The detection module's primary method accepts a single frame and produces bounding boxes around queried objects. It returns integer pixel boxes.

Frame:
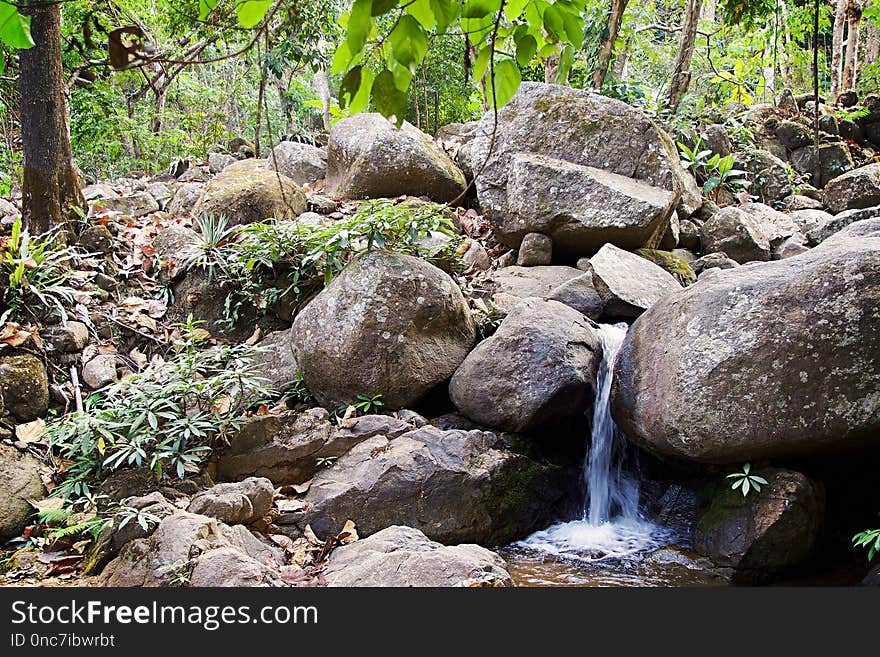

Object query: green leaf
[487,58,521,110]
[0,2,33,49]
[235,0,272,29]
[371,69,408,126]
[331,41,355,75]
[472,45,491,82]
[542,4,564,40]
[343,66,374,114]
[198,0,219,21]
[515,34,537,67]
[560,9,584,48]
[389,15,428,77]
[743,463,751,474]
[741,478,750,496]
[750,476,769,485]
[347,0,373,57]
[504,0,530,21]
[407,0,436,28]
[556,44,574,83]
[430,0,460,29]
[462,0,501,19]
[372,0,399,16]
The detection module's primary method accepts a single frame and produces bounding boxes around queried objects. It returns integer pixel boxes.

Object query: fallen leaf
[339,405,357,428]
[146,299,167,318]
[129,347,148,369]
[15,418,45,443]
[211,396,232,414]
[29,498,64,513]
[303,524,321,546]
[337,519,358,544]
[276,498,307,513]
[245,327,262,346]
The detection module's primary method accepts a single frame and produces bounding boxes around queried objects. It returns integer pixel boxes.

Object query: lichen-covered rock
[790,142,854,188]
[612,219,880,463]
[187,477,274,525]
[634,249,696,286]
[694,469,824,583]
[326,113,465,202]
[81,354,118,390]
[97,191,159,218]
[700,206,771,263]
[193,159,306,226]
[516,232,553,266]
[740,149,792,202]
[805,205,880,245]
[0,445,45,540]
[498,152,678,255]
[294,425,578,546]
[100,512,283,587]
[290,251,475,410]
[42,321,89,353]
[450,298,601,433]
[739,202,801,245]
[166,182,203,216]
[823,163,880,213]
[250,329,299,395]
[463,82,695,247]
[585,244,683,318]
[325,526,512,587]
[689,252,739,277]
[264,141,327,186]
[0,354,49,422]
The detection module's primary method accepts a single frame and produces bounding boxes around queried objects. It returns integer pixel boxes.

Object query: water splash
[517,323,665,562]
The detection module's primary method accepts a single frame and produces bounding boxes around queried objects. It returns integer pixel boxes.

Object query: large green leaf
[371,0,399,16]
[406,0,436,28]
[198,0,219,21]
[371,69,408,127]
[515,34,537,67]
[347,0,373,57]
[339,65,374,114]
[487,58,521,110]
[0,2,33,49]
[429,0,460,29]
[235,0,273,29]
[389,15,428,77]
[462,0,502,19]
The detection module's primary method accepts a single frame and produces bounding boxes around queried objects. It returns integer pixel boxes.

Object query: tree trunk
[842,1,864,92]
[612,47,629,78]
[867,14,880,65]
[591,0,630,89]
[831,0,848,99]
[313,69,332,132]
[19,0,84,234]
[666,0,703,113]
[544,52,559,84]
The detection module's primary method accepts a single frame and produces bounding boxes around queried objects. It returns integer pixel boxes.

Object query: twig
[69,365,83,413]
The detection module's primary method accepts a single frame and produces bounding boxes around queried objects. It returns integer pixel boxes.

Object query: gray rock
[805,205,880,245]
[782,194,823,211]
[700,206,771,263]
[290,251,475,410]
[326,113,465,202]
[775,120,813,149]
[187,477,274,525]
[208,152,236,174]
[462,241,491,271]
[613,219,880,463]
[296,425,577,545]
[265,141,327,186]
[78,225,115,254]
[546,274,605,319]
[43,321,89,353]
[98,191,159,217]
[193,159,306,227]
[586,244,682,319]
[740,202,801,245]
[450,298,601,432]
[689,252,740,277]
[101,512,283,587]
[790,142,854,188]
[499,152,677,256]
[0,355,49,422]
[700,124,731,156]
[251,330,299,394]
[740,149,792,202]
[516,232,553,266]
[823,163,880,213]
[678,219,701,251]
[325,526,512,587]
[82,184,119,201]
[0,445,45,540]
[145,182,173,207]
[772,233,810,259]
[788,208,833,235]
[166,183,203,216]
[777,88,799,113]
[694,469,824,583]
[81,354,118,390]
[464,83,696,242]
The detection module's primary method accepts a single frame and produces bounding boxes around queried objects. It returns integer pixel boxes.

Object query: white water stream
[517,323,666,562]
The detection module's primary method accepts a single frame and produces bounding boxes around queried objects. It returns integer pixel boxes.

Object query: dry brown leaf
[134,314,157,333]
[338,519,358,544]
[129,347,148,370]
[244,327,262,346]
[269,534,295,550]
[15,418,45,443]
[303,524,321,546]
[29,498,64,513]
[146,299,167,318]
[276,498,307,513]
[339,405,357,428]
[211,396,232,414]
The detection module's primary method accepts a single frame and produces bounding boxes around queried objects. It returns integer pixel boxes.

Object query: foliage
[45,317,270,506]
[0,218,80,323]
[35,507,110,542]
[853,528,880,561]
[353,393,385,415]
[185,200,463,325]
[678,139,748,198]
[726,463,768,497]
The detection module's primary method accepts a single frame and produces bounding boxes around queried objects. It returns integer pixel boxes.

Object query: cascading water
[516,322,666,562]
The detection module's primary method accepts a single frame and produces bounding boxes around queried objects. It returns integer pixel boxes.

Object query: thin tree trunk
[867,14,880,64]
[255,67,266,156]
[612,47,629,78]
[831,0,848,99]
[591,0,630,89]
[813,0,821,175]
[544,51,559,84]
[667,0,703,113]
[842,1,864,91]
[19,0,84,234]
[313,69,332,132]
[779,0,795,80]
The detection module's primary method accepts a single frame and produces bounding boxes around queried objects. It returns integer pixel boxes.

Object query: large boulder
[700,206,771,263]
[464,82,695,251]
[499,153,678,255]
[326,113,466,202]
[0,445,45,540]
[264,141,327,186]
[193,159,306,226]
[449,298,601,432]
[290,251,476,410]
[823,163,880,213]
[806,205,880,246]
[694,469,824,583]
[292,424,578,546]
[187,477,274,525]
[584,244,682,318]
[325,526,512,587]
[101,512,283,587]
[612,219,880,463]
[0,354,49,422]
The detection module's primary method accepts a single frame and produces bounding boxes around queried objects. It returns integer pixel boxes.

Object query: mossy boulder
[635,248,697,286]
[694,468,824,583]
[193,159,306,227]
[0,444,45,540]
[0,354,49,422]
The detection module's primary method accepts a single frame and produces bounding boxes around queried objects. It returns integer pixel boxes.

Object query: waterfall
[516,322,664,561]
